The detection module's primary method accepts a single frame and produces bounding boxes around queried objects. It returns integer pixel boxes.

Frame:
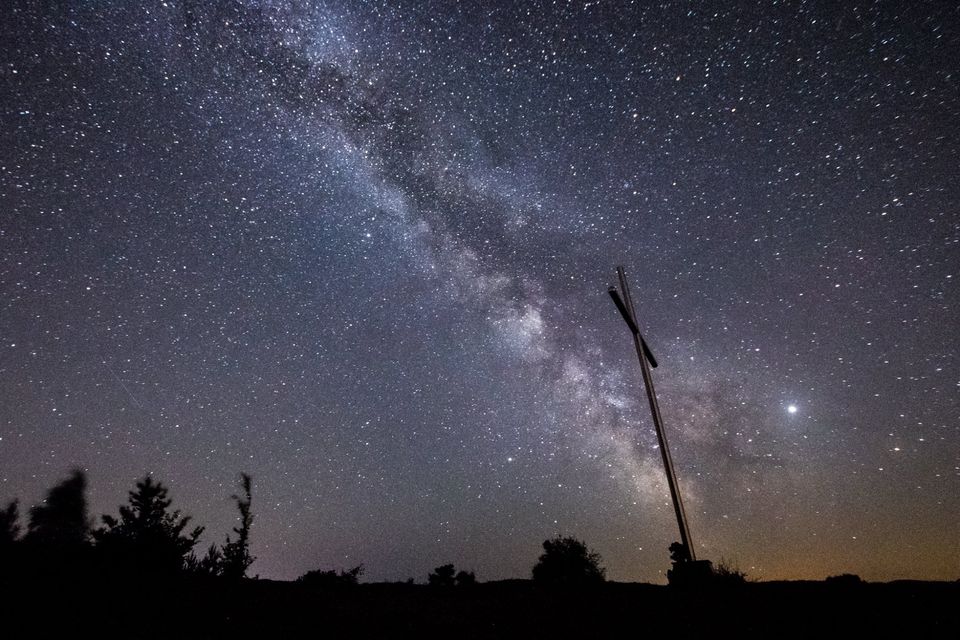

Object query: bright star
[787,405,798,414]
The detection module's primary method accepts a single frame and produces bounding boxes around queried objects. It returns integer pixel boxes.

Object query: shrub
[297,565,364,587]
[531,536,605,585]
[712,559,747,585]
[455,569,477,587]
[428,563,456,588]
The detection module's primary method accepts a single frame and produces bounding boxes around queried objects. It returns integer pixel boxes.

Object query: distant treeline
[0,469,254,583]
[3,475,953,639]
[0,468,616,587]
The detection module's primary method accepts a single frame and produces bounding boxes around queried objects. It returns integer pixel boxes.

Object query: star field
[1,1,957,583]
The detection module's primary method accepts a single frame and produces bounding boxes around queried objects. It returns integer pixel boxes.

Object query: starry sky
[1,1,957,583]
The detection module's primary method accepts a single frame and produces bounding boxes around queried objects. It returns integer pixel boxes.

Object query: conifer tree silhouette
[94,476,202,575]
[220,472,255,579]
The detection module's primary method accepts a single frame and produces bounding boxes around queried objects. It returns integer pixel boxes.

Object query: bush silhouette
[297,565,364,587]
[455,569,477,587]
[426,564,477,587]
[94,476,203,576]
[532,536,605,585]
[428,563,456,587]
[712,559,747,585]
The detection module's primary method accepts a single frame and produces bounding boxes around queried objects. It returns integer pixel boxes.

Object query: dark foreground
[3,576,958,638]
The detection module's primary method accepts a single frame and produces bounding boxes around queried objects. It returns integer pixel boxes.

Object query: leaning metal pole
[609,265,696,562]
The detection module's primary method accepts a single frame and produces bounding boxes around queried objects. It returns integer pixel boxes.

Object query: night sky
[2,1,957,584]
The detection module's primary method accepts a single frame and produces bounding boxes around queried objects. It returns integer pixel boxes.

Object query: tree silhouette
[455,569,477,587]
[186,543,225,576]
[24,469,90,549]
[428,563,456,587]
[94,476,203,576]
[0,500,19,546]
[220,472,255,579]
[531,536,605,585]
[0,499,21,575]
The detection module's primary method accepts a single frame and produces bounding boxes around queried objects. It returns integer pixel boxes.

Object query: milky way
[2,1,957,583]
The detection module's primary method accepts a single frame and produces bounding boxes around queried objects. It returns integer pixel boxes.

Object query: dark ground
[3,576,958,638]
